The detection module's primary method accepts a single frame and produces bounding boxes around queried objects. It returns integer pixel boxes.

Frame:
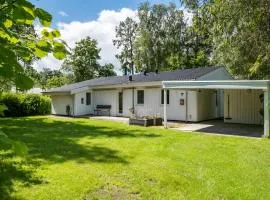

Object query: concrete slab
[172,120,263,138]
[89,116,129,123]
[77,115,263,138]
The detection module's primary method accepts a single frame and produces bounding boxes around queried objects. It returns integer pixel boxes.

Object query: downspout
[185,90,188,122]
[72,94,75,117]
[164,89,167,128]
[132,87,135,114]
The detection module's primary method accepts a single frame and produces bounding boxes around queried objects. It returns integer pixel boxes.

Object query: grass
[0,116,270,200]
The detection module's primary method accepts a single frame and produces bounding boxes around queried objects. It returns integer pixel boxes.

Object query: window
[137,90,144,104]
[161,90,170,104]
[86,92,91,105]
[81,98,84,104]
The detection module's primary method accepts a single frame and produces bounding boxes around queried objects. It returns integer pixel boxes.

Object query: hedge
[0,93,51,117]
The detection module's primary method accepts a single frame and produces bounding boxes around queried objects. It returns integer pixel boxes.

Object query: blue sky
[30,0,180,25]
[30,0,182,73]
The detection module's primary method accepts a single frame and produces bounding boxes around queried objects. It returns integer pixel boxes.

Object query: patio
[82,116,263,137]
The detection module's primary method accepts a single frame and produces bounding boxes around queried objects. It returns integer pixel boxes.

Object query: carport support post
[164,89,168,129]
[264,85,270,138]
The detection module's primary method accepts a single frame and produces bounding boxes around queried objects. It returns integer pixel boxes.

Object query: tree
[130,2,209,72]
[113,17,137,75]
[0,0,67,91]
[62,37,116,82]
[0,0,67,156]
[47,75,69,89]
[98,63,117,77]
[181,0,270,79]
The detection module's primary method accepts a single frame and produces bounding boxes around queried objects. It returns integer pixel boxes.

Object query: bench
[94,105,111,116]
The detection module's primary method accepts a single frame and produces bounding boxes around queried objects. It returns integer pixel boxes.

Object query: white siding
[74,91,93,116]
[123,89,133,116]
[224,89,263,124]
[196,90,217,121]
[51,95,73,116]
[93,90,118,116]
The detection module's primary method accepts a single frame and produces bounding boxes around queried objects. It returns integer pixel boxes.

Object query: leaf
[37,40,51,51]
[41,29,50,37]
[35,8,52,27]
[15,73,34,90]
[13,6,35,25]
[3,19,13,28]
[53,41,66,59]
[51,30,61,38]
[0,29,19,44]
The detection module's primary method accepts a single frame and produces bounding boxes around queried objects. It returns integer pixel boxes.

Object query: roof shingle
[44,66,221,93]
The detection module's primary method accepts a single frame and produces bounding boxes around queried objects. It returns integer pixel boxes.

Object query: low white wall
[51,95,73,116]
[224,89,263,124]
[74,90,93,116]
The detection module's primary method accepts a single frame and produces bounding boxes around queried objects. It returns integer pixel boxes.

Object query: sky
[29,0,182,73]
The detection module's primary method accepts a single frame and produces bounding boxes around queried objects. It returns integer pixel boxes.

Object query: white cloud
[59,11,68,17]
[33,8,191,74]
[33,8,136,73]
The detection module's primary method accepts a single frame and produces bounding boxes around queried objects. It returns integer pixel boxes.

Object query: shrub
[0,93,51,117]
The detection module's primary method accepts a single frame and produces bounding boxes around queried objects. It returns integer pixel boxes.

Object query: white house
[44,66,234,121]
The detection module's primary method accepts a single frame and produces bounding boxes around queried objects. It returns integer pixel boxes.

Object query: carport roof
[162,80,270,90]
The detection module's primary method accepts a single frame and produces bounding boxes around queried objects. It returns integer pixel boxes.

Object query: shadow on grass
[0,116,161,199]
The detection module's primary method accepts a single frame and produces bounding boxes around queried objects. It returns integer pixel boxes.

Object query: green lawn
[0,116,270,200]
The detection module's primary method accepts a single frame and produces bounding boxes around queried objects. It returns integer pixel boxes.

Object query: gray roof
[44,66,221,93]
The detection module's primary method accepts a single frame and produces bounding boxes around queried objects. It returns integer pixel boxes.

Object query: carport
[162,80,270,138]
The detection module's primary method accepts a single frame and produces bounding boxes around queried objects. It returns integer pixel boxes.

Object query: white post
[264,85,270,138]
[164,89,168,128]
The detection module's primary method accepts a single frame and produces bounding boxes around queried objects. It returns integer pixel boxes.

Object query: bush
[0,93,51,117]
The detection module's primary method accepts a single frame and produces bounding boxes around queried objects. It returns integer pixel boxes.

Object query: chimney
[129,75,132,81]
[143,70,147,76]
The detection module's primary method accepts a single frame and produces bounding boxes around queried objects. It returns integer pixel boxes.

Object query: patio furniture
[94,105,111,116]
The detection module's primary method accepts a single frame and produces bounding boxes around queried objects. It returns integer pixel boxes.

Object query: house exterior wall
[196,89,218,121]
[59,87,219,122]
[51,95,73,116]
[121,88,188,120]
[93,89,118,116]
[224,89,263,124]
[74,90,93,116]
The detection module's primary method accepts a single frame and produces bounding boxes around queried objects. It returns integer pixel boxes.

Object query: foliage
[62,36,116,82]
[113,17,137,75]
[38,67,73,89]
[114,2,212,74]
[181,0,270,79]
[0,116,270,199]
[0,0,67,90]
[0,93,51,117]
[98,63,117,77]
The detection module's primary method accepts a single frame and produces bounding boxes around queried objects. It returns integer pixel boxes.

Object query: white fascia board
[162,80,270,90]
[42,91,70,95]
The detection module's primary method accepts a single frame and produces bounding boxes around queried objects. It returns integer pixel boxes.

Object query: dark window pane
[81,98,84,104]
[86,92,91,105]
[161,90,169,104]
[137,90,144,104]
[119,92,123,113]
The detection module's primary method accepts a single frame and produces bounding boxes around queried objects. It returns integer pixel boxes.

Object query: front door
[118,92,123,114]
